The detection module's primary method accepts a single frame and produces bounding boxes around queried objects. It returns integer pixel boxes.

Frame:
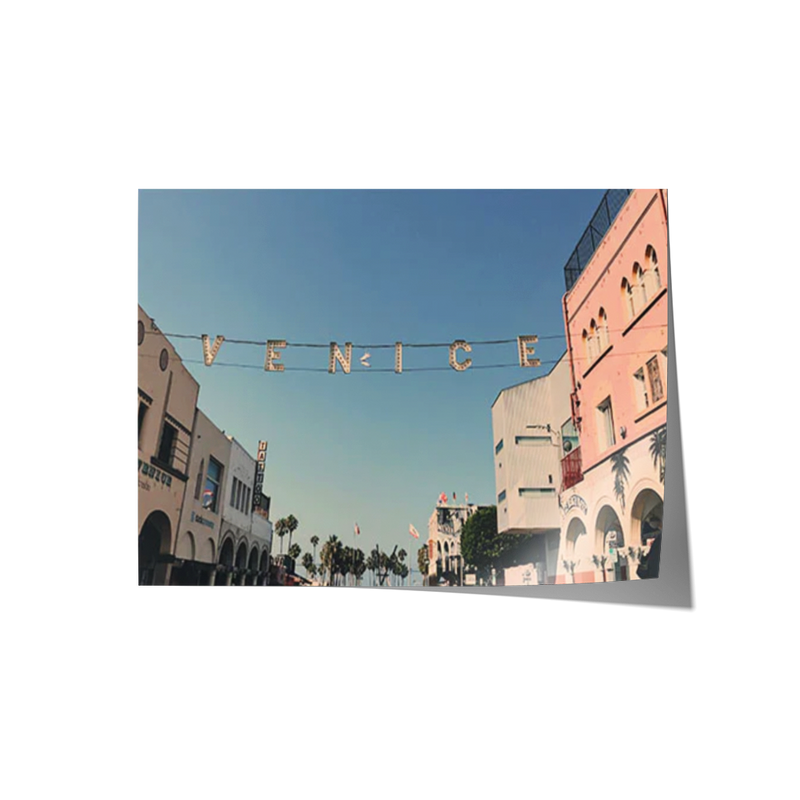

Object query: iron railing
[564,189,631,292]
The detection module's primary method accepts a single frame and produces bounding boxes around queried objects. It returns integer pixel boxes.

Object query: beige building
[172,409,231,585]
[138,306,200,585]
[426,497,478,585]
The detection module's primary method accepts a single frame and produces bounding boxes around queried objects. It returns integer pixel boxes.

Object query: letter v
[202,335,225,366]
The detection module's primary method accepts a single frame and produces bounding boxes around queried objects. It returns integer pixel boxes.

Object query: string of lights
[143,323,666,350]
[138,348,667,373]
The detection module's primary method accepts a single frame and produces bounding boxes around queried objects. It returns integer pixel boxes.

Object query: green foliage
[288,542,301,561]
[460,507,534,576]
[417,545,430,577]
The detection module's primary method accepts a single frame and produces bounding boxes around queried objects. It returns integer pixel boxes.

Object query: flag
[439,492,448,505]
[453,492,456,501]
[354,522,360,536]
[202,488,214,509]
[409,524,420,539]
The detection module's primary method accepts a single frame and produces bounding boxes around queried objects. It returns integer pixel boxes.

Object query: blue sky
[138,189,606,580]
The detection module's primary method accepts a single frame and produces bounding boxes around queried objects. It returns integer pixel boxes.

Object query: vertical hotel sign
[253,440,267,511]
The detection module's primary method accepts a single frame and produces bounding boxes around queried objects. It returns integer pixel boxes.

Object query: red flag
[409,524,420,539]
[354,523,360,536]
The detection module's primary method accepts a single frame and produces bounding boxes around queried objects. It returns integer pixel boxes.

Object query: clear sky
[138,189,607,581]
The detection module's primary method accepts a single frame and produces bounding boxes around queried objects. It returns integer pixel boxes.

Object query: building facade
[138,306,200,585]
[217,436,273,586]
[426,496,478,585]
[138,304,275,586]
[491,354,572,584]
[172,409,231,585]
[557,189,669,583]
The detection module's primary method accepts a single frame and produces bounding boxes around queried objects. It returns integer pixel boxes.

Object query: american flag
[202,489,214,508]
[409,524,420,539]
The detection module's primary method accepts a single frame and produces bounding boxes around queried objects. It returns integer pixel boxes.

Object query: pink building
[557,190,669,583]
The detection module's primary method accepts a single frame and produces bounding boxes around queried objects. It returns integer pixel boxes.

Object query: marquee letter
[265,340,287,371]
[395,342,403,374]
[517,335,540,367]
[329,342,353,374]
[449,340,472,371]
[201,334,225,366]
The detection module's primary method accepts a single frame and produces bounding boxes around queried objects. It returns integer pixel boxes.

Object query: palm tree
[288,543,301,562]
[649,426,667,483]
[301,552,315,579]
[274,518,288,555]
[610,448,631,511]
[320,535,341,586]
[310,535,320,562]
[285,514,299,553]
[591,554,608,582]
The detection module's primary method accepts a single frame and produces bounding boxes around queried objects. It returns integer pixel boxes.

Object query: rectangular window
[245,487,251,513]
[518,488,557,496]
[647,356,665,403]
[138,402,148,443]
[157,422,177,465]
[498,490,506,503]
[634,368,649,411]
[204,458,222,513]
[495,439,504,455]
[234,479,242,511]
[230,477,238,507]
[561,418,579,456]
[514,436,550,445]
[596,397,616,450]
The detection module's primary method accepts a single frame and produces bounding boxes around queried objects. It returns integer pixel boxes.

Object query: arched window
[644,244,661,296]
[589,319,598,360]
[622,278,636,319]
[582,329,591,363]
[632,263,646,311]
[598,308,609,351]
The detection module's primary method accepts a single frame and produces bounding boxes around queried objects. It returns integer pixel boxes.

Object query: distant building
[426,496,479,585]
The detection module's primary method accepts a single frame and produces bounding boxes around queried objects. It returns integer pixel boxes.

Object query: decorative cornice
[136,386,153,405]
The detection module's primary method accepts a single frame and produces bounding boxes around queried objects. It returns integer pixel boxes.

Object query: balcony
[561,447,583,490]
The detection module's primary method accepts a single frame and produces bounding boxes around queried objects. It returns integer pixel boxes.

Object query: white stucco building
[426,496,480,585]
[491,353,572,584]
[217,436,273,586]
